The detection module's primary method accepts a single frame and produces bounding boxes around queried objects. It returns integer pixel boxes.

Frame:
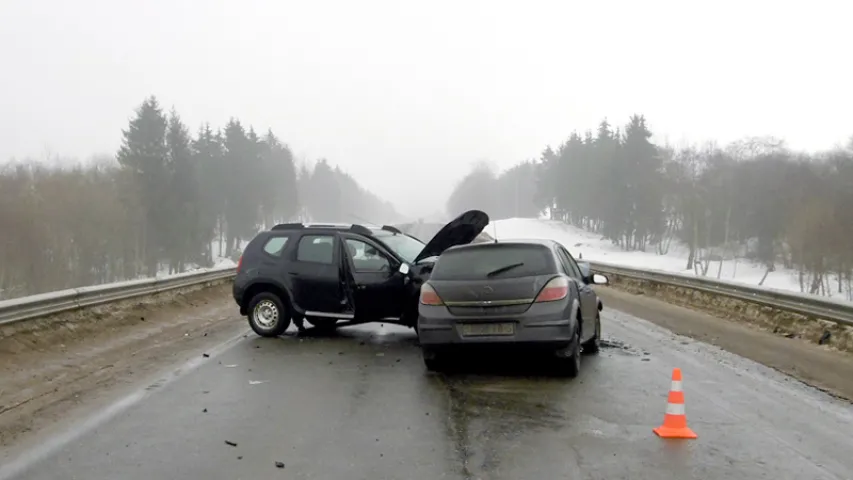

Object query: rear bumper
[417,301,576,349]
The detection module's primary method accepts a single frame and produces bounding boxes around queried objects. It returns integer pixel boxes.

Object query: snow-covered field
[490,217,852,302]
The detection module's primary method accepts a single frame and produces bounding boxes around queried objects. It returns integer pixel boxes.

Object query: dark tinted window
[262,236,289,256]
[297,235,334,264]
[430,244,556,280]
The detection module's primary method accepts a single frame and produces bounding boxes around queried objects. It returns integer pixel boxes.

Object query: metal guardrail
[0,266,237,327]
[588,260,853,327]
[2,258,852,329]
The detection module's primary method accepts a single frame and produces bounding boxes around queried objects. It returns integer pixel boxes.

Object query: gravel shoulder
[597,287,853,401]
[0,283,246,459]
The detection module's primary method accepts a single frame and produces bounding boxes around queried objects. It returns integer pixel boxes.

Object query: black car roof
[268,222,404,237]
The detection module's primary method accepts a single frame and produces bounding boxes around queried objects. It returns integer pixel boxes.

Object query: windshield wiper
[485,262,525,277]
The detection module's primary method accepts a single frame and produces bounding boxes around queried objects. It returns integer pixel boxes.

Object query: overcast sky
[1,0,850,218]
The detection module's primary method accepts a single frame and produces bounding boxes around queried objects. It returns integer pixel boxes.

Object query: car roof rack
[271,223,305,231]
[380,225,403,234]
[270,222,374,236]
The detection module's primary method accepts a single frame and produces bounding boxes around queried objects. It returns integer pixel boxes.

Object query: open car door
[340,233,408,323]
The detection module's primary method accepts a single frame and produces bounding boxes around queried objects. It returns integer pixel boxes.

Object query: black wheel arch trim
[241,279,298,315]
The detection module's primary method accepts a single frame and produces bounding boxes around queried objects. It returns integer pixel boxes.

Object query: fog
[3,0,851,217]
[2,0,853,300]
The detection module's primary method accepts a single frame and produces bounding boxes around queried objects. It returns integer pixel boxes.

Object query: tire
[582,313,601,355]
[247,292,291,337]
[423,356,446,373]
[555,328,581,378]
[306,316,338,331]
[422,349,446,372]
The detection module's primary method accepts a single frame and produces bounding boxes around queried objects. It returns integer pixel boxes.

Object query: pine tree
[261,130,299,224]
[116,96,169,275]
[165,109,197,272]
[622,114,663,250]
[192,123,225,263]
[222,119,257,254]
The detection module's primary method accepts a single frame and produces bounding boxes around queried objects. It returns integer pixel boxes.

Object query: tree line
[447,115,853,299]
[0,96,401,300]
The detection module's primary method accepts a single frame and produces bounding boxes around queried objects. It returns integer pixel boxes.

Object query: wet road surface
[4,308,853,480]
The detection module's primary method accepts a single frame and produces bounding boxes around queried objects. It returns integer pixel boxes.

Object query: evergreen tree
[222,119,257,253]
[116,96,169,275]
[192,123,225,262]
[164,109,200,272]
[261,130,299,224]
[622,114,663,250]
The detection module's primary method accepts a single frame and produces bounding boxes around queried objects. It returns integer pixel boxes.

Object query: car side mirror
[591,273,609,285]
[398,263,410,276]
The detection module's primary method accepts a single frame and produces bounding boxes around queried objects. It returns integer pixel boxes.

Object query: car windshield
[372,231,425,263]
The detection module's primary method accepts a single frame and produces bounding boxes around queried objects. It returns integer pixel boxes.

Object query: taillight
[534,276,570,302]
[236,255,243,272]
[419,283,444,306]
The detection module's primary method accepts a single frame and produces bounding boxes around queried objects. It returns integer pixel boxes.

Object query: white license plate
[459,323,515,337]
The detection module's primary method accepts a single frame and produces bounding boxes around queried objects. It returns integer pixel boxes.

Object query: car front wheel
[248,292,291,337]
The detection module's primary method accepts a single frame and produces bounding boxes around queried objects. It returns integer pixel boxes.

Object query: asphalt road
[4,306,853,479]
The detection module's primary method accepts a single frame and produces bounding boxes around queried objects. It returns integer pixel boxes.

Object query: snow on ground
[490,217,852,302]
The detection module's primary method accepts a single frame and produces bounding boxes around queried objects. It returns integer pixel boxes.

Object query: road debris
[225,440,237,447]
[275,461,285,468]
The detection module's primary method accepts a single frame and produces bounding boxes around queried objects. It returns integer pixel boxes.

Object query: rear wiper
[485,262,525,277]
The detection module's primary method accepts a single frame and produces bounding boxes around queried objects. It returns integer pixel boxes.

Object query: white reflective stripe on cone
[670,380,683,392]
[665,403,686,416]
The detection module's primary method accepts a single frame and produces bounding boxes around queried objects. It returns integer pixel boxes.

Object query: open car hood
[413,210,491,264]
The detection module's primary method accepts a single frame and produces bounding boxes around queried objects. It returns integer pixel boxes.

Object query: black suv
[232,210,490,337]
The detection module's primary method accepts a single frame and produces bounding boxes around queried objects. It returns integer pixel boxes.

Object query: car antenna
[492,222,498,243]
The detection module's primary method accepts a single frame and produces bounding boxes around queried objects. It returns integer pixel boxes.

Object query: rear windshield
[430,244,555,280]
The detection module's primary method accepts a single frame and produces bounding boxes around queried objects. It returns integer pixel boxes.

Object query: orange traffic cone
[653,368,697,439]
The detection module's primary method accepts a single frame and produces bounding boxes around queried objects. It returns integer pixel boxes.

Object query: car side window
[345,238,391,272]
[558,247,584,281]
[553,248,572,275]
[296,235,335,264]
[262,236,289,257]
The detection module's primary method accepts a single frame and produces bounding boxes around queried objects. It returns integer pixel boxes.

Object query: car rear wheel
[248,292,291,337]
[555,328,581,378]
[582,314,601,355]
[306,316,338,331]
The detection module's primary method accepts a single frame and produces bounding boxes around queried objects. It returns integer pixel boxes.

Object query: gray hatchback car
[417,239,609,376]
